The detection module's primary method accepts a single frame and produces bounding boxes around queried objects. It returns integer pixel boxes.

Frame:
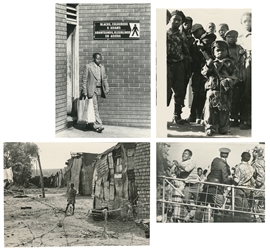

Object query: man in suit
[81,53,109,133]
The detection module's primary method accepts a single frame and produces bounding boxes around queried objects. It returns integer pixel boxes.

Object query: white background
[1,0,269,249]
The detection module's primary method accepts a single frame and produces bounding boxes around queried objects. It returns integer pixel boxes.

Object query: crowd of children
[166,10,252,135]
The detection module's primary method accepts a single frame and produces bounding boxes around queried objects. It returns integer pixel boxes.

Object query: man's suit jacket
[82,62,109,98]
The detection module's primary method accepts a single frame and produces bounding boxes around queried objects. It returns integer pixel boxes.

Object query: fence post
[231,186,235,219]
[162,176,165,223]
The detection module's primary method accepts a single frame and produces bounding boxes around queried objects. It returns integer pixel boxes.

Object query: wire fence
[157,175,265,223]
[4,188,150,247]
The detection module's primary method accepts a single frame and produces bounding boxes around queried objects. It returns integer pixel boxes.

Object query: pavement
[164,102,251,138]
[167,121,251,138]
[56,123,151,138]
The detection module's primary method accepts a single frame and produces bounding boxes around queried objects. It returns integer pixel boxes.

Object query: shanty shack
[93,142,150,220]
[64,152,98,195]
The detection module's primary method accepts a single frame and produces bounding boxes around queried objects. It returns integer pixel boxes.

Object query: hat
[170,10,185,21]
[191,23,204,33]
[211,40,229,50]
[200,32,217,42]
[224,30,238,38]
[184,16,193,23]
[219,147,231,154]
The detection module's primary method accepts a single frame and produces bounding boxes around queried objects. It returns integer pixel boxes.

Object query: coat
[207,157,231,185]
[82,62,109,98]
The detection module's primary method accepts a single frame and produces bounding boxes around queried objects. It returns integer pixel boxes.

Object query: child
[186,30,216,124]
[201,40,238,136]
[238,12,252,130]
[65,183,77,215]
[224,30,245,127]
[167,10,191,124]
[205,22,216,34]
[217,23,229,40]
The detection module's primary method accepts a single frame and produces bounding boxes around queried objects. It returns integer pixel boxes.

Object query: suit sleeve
[81,65,88,95]
[221,163,231,184]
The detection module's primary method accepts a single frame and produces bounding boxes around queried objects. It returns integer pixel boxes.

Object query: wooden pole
[37,154,45,198]
[102,209,108,239]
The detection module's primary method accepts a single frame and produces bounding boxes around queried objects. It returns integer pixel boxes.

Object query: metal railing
[157,175,265,223]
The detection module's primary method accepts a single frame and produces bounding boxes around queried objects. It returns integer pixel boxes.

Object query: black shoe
[173,115,185,125]
[95,127,104,133]
[85,123,94,130]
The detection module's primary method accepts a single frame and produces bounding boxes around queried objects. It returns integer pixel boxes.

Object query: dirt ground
[4,187,149,247]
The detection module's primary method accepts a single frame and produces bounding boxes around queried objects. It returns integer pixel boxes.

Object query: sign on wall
[94,21,140,40]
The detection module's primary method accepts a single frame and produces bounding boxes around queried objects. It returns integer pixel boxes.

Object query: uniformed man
[200,147,232,222]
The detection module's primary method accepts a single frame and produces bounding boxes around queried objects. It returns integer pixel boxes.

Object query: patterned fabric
[234,161,254,186]
[172,198,188,221]
[167,28,190,63]
[251,156,265,198]
[202,58,238,112]
[228,44,245,81]
[178,159,198,182]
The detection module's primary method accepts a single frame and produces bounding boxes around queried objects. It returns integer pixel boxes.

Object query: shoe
[196,119,201,124]
[173,115,185,125]
[95,127,104,133]
[205,129,213,136]
[85,123,94,130]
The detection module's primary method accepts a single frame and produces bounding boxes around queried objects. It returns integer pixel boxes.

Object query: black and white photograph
[4,142,150,247]
[157,142,265,223]
[1,1,270,250]
[55,3,151,138]
[156,9,252,138]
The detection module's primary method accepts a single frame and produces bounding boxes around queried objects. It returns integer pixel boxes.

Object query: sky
[34,142,117,170]
[167,142,265,170]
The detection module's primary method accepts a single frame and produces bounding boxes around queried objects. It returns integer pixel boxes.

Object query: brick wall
[55,4,67,132]
[134,143,150,219]
[78,4,151,128]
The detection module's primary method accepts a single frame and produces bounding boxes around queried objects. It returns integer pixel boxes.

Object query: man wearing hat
[232,151,255,221]
[201,40,238,136]
[200,147,232,222]
[167,10,191,124]
[224,30,245,128]
[251,145,265,222]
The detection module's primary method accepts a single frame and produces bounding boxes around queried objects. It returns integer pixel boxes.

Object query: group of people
[167,10,252,135]
[157,145,265,223]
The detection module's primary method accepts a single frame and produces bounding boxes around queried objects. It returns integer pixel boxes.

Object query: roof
[32,168,60,177]
[95,142,137,160]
